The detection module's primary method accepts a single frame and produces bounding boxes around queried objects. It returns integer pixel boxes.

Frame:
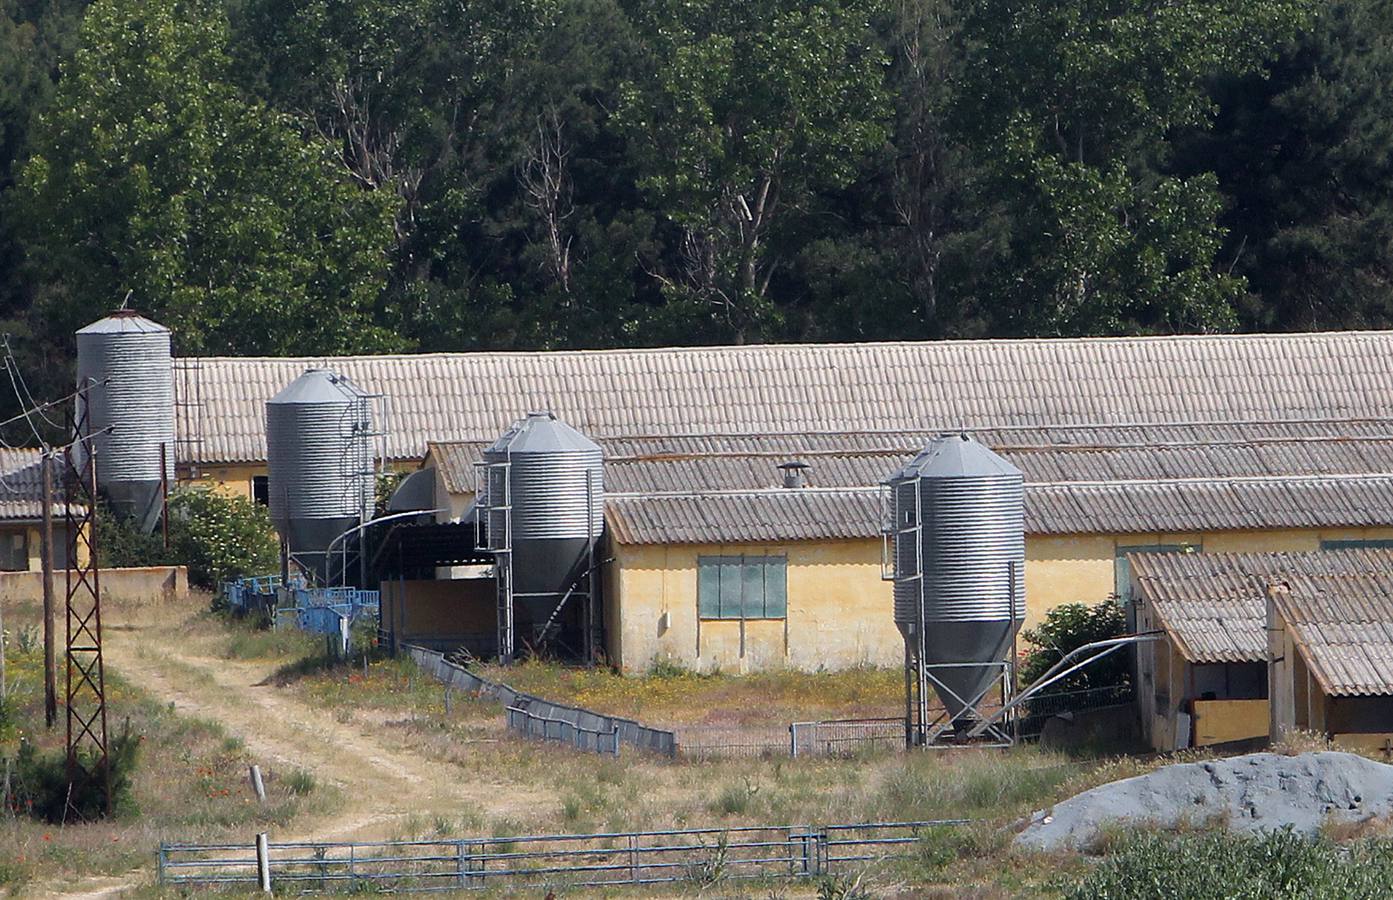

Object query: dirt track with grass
[100,596,553,845]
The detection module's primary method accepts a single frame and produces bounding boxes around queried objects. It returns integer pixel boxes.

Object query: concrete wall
[608,540,897,674]
[0,565,188,604]
[381,577,495,651]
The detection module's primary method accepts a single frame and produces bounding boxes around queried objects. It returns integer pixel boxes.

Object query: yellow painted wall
[1332,734,1393,756]
[1193,699,1269,746]
[609,525,1393,675]
[609,540,898,674]
[194,463,265,500]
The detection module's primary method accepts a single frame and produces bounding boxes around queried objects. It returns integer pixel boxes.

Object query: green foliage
[961,0,1313,335]
[0,0,1386,402]
[617,0,891,341]
[15,0,401,357]
[11,721,140,823]
[95,498,172,570]
[1020,600,1129,691]
[1179,0,1393,332]
[283,768,316,796]
[166,487,279,589]
[1065,829,1393,899]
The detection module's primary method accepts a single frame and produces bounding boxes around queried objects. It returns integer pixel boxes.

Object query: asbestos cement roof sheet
[0,448,74,520]
[181,331,1393,464]
[601,475,1393,546]
[1131,549,1393,669]
[1268,557,1393,696]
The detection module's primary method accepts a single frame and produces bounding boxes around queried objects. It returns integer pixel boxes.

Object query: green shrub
[1065,830,1393,899]
[1020,599,1129,691]
[96,486,279,589]
[11,722,141,823]
[168,487,279,589]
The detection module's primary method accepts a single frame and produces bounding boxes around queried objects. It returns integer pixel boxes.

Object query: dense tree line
[5,0,1388,416]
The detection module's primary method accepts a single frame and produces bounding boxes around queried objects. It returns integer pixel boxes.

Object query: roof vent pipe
[779,461,810,488]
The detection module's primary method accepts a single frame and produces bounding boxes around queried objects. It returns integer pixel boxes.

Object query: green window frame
[698,555,787,620]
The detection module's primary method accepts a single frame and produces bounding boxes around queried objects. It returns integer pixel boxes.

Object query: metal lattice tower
[64,383,110,817]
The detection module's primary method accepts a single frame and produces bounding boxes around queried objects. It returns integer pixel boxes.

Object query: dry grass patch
[473,658,903,727]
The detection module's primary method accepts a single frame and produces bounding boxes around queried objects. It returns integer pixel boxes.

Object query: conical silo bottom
[920,620,1020,723]
[104,480,165,535]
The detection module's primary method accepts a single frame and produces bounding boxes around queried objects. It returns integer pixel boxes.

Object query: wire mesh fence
[1016,684,1134,741]
[158,820,966,893]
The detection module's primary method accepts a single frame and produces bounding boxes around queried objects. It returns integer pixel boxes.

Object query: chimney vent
[778,461,811,488]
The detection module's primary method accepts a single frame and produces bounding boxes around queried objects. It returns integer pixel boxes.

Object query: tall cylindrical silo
[75,311,176,533]
[885,434,1025,722]
[480,412,603,657]
[266,369,373,583]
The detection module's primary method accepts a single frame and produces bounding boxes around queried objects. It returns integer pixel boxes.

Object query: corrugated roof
[1268,558,1393,697]
[606,490,880,546]
[602,475,1393,545]
[427,424,1393,539]
[0,448,72,521]
[180,331,1393,464]
[1131,549,1393,671]
[427,425,1393,495]
[1131,551,1290,664]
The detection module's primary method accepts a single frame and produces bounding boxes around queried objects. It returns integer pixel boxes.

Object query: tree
[618,0,892,342]
[1179,0,1393,332]
[960,0,1312,336]
[14,0,402,356]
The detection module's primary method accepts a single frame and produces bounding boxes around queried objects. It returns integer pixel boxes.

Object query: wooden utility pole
[41,451,56,729]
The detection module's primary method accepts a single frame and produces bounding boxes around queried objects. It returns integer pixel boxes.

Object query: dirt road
[100,598,551,842]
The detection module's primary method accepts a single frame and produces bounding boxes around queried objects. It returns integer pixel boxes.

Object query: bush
[96,486,279,589]
[1065,830,1393,899]
[168,487,279,589]
[1020,600,1129,692]
[11,722,140,823]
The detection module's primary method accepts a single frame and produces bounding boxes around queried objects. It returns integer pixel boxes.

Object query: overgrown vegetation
[1064,829,1393,899]
[99,486,279,588]
[11,722,140,823]
[474,658,903,726]
[1020,599,1130,693]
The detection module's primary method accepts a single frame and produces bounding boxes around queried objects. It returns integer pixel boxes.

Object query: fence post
[456,839,468,887]
[157,843,166,885]
[249,765,266,803]
[628,834,638,884]
[790,724,798,758]
[348,844,356,891]
[255,833,271,893]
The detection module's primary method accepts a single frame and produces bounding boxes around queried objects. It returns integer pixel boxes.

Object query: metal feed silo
[477,412,603,663]
[266,369,373,583]
[75,311,175,533]
[884,434,1025,742]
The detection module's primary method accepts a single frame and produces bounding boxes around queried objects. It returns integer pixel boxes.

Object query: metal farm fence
[1016,684,1134,740]
[158,820,965,892]
[506,705,620,756]
[791,718,905,757]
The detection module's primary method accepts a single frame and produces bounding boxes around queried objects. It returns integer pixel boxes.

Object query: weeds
[284,768,316,795]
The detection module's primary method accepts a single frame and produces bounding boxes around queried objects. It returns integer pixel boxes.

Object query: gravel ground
[1015,751,1393,852]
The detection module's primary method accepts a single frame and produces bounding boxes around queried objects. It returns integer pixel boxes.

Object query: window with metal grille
[697,555,787,620]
